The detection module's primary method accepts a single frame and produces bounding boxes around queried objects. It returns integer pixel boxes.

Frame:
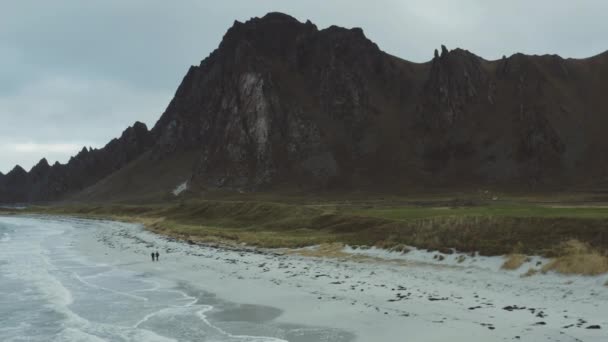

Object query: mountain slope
[0,122,153,203]
[151,13,428,190]
[148,12,608,191]
[2,12,608,203]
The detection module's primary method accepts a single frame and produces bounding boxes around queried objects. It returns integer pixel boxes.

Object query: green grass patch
[346,203,608,221]
[7,199,608,261]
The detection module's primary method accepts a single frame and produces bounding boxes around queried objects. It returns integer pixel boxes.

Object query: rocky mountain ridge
[2,12,608,203]
[0,122,153,203]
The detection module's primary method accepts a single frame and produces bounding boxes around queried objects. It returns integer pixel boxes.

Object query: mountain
[0,166,29,203]
[0,122,153,203]
[2,12,608,203]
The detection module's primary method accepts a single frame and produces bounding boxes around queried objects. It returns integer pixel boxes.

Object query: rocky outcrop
[421,47,488,127]
[151,13,419,189]
[148,13,608,192]
[0,166,29,203]
[0,122,154,203]
[2,12,608,202]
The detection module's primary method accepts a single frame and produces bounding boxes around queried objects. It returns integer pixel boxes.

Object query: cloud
[0,75,170,138]
[0,142,82,172]
[0,74,171,172]
[12,143,84,154]
[0,142,87,173]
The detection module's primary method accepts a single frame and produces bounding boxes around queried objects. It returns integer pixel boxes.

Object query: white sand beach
[73,217,608,342]
[1,215,607,342]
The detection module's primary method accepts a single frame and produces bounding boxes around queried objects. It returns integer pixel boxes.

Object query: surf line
[131,279,161,293]
[133,287,199,328]
[196,307,288,342]
[73,273,149,302]
[130,279,202,306]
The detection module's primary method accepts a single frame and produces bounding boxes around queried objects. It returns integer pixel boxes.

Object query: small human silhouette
[151,252,155,262]
[155,251,160,261]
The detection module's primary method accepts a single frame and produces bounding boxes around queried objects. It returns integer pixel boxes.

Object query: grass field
[347,204,608,220]
[5,194,607,262]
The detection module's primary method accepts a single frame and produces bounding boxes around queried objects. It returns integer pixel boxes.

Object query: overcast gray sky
[1,0,607,173]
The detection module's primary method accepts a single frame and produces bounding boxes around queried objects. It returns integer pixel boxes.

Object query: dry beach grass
[6,194,608,275]
[501,254,528,270]
[521,268,539,277]
[541,240,608,276]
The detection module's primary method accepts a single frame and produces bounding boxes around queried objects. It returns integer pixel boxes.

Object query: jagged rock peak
[434,46,483,62]
[223,12,316,43]
[233,12,314,29]
[449,48,482,59]
[218,12,377,58]
[121,121,149,138]
[220,13,317,49]
[257,12,301,23]
[29,159,51,181]
[102,122,152,150]
[7,165,26,176]
[422,45,488,127]
[131,121,148,131]
[433,45,478,60]
[30,158,50,172]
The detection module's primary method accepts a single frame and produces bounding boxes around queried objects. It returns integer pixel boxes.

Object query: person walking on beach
[155,251,160,262]
[151,252,155,262]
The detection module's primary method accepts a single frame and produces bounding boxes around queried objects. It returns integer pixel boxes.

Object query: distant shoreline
[3,196,608,276]
[68,215,608,341]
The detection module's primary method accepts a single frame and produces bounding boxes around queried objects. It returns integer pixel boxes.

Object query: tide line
[133,287,200,328]
[196,307,288,342]
[73,273,149,302]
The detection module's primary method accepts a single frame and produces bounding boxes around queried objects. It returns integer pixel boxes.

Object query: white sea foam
[1,216,293,342]
[52,328,109,342]
[196,307,288,342]
[0,232,10,242]
[73,273,149,302]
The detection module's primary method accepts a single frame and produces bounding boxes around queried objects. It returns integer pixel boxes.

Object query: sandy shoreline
[69,216,608,342]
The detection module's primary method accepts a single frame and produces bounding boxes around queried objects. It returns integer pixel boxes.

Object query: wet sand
[68,216,608,342]
[0,215,354,342]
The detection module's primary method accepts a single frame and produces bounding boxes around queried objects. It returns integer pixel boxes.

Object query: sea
[0,216,351,342]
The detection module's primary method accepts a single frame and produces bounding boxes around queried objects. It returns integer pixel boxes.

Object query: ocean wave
[0,232,10,242]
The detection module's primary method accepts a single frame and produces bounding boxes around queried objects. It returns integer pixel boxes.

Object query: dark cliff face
[150,12,608,191]
[0,166,29,203]
[2,12,608,202]
[152,13,425,189]
[0,122,154,203]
